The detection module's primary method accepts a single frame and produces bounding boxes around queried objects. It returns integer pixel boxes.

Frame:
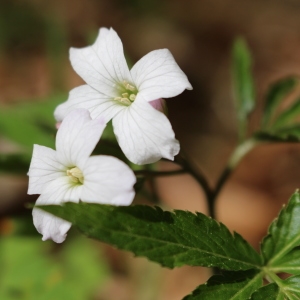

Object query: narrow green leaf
[261,191,300,267]
[0,153,30,174]
[262,77,299,129]
[183,270,263,300]
[251,276,300,300]
[0,109,54,149]
[232,38,255,139]
[232,38,256,117]
[255,126,300,143]
[269,248,300,275]
[38,203,262,270]
[272,98,300,130]
[0,94,65,150]
[274,125,300,139]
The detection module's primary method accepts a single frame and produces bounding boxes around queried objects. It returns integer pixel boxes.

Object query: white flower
[54,27,192,165]
[28,109,136,243]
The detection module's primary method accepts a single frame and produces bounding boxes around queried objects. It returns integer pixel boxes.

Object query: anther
[67,167,84,184]
[129,94,136,101]
[120,98,131,105]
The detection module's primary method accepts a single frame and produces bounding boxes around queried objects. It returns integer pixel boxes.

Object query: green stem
[263,268,284,286]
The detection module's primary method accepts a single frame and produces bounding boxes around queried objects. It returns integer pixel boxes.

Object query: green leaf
[262,77,299,129]
[251,276,300,300]
[254,126,300,143]
[268,248,300,275]
[272,98,300,130]
[281,275,300,298]
[0,153,30,174]
[0,234,109,300]
[261,191,300,267]
[0,94,65,151]
[232,38,255,138]
[183,270,263,300]
[37,203,262,270]
[250,283,280,300]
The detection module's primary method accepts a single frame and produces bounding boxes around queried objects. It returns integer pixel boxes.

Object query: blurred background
[2,0,300,299]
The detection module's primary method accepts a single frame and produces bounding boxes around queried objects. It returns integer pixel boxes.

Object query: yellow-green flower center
[67,167,84,184]
[114,81,137,106]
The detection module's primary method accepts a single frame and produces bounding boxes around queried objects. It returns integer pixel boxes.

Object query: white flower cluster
[28,27,192,243]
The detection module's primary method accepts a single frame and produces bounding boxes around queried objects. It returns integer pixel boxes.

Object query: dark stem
[209,138,259,218]
[174,138,258,219]
[134,169,186,178]
[174,152,214,214]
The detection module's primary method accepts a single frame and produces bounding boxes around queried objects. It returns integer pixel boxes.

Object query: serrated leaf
[250,283,280,300]
[261,191,300,267]
[269,248,300,275]
[281,275,300,298]
[38,203,262,270]
[251,276,300,300]
[183,270,263,300]
[262,77,299,129]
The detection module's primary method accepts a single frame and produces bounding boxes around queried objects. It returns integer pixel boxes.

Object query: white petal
[56,109,106,169]
[54,85,124,123]
[112,97,180,164]
[28,145,65,195]
[70,27,132,96]
[32,177,82,243]
[81,155,136,205]
[33,206,71,243]
[131,49,192,101]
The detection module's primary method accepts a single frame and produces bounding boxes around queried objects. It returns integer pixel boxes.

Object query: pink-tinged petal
[81,155,136,205]
[131,49,192,101]
[56,109,106,169]
[54,85,124,123]
[149,98,167,113]
[32,177,82,243]
[28,145,65,195]
[70,28,132,96]
[112,96,180,165]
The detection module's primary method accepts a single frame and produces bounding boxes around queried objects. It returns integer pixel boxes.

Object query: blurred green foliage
[0,217,109,300]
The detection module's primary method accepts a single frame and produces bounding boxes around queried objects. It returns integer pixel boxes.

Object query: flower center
[67,167,84,184]
[114,81,137,106]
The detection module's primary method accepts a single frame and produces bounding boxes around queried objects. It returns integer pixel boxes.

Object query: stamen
[120,98,131,105]
[129,94,136,101]
[115,81,137,106]
[67,167,84,184]
[123,81,135,91]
